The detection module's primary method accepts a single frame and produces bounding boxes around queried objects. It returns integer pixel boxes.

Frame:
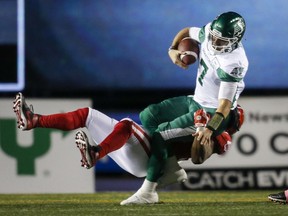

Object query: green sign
[0,120,52,175]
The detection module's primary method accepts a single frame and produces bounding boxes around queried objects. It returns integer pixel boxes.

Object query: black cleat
[268,191,287,204]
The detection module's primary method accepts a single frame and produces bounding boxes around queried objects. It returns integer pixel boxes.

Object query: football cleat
[268,191,288,204]
[75,130,99,169]
[13,92,39,130]
[120,190,159,205]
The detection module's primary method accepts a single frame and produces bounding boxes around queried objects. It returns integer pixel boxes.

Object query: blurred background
[0,0,288,193]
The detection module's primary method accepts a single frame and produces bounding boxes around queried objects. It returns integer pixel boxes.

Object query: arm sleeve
[218,81,238,102]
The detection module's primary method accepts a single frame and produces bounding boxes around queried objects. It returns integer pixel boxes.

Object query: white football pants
[85,108,150,177]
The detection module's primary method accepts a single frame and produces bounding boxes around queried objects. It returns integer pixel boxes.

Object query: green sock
[146,132,168,182]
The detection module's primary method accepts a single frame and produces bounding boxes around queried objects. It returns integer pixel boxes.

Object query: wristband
[206,112,225,132]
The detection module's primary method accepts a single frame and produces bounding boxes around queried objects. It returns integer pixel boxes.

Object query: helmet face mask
[209,31,238,54]
[208,11,246,54]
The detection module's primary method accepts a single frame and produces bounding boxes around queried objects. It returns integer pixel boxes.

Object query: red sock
[37,108,89,130]
[97,120,133,159]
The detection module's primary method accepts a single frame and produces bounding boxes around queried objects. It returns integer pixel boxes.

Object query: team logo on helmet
[233,18,245,38]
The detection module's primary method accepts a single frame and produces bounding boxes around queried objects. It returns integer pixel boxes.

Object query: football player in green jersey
[121,11,248,205]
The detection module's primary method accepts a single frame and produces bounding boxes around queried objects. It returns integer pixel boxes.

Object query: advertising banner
[0,98,94,193]
[180,97,288,190]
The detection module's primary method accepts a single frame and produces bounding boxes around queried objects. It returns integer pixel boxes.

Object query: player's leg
[120,134,192,205]
[120,146,161,205]
[121,135,183,205]
[13,92,88,131]
[142,96,200,180]
[121,97,196,205]
[139,98,227,191]
[139,96,191,135]
[140,96,198,182]
[85,110,151,177]
[76,118,134,169]
[85,108,189,185]
[12,93,149,176]
[95,118,134,159]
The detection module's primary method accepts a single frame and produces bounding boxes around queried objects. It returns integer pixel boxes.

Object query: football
[177,37,200,65]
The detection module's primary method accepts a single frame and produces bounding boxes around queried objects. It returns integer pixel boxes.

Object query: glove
[213,131,232,155]
[194,109,210,128]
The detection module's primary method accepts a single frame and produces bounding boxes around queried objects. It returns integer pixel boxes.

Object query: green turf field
[0,191,286,216]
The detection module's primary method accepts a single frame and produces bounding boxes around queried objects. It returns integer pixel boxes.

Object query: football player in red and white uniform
[13,92,241,204]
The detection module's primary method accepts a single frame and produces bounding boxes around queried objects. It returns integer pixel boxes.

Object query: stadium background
[0,0,288,193]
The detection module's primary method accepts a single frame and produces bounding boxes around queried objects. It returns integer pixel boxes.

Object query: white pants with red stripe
[85,108,151,177]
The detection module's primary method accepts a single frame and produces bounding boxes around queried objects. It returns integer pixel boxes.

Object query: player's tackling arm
[195,98,231,145]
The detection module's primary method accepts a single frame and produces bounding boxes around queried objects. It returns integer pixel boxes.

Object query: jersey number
[198,58,208,86]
